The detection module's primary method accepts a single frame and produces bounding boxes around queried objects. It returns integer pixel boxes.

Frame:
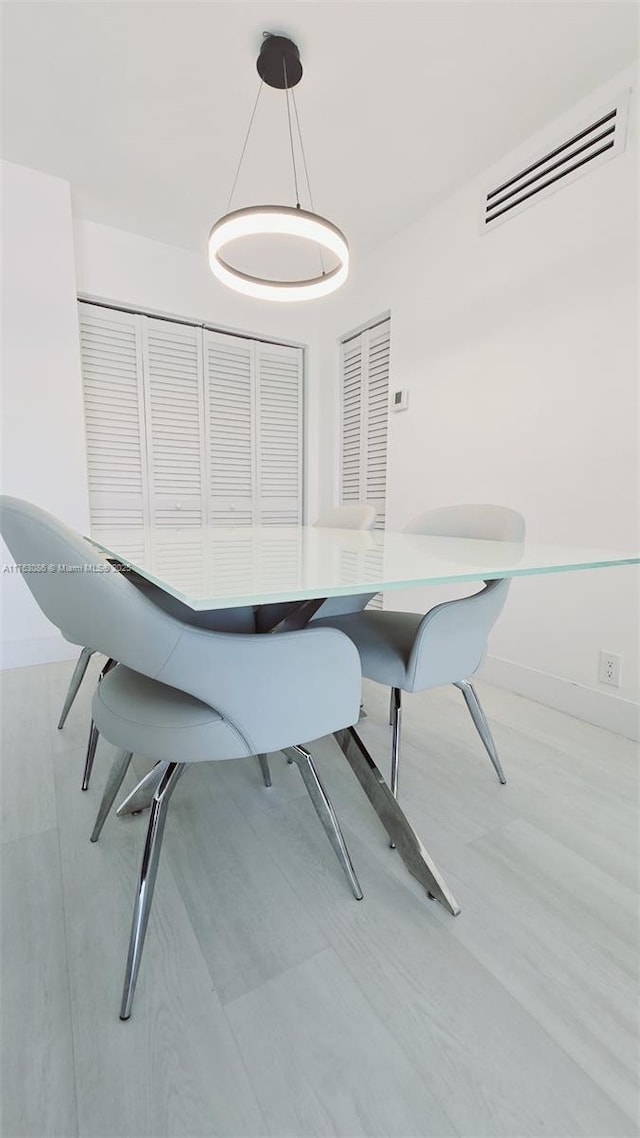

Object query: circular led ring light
[208,205,349,302]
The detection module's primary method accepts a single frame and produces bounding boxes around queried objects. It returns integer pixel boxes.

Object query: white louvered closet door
[79,304,148,560]
[340,335,364,505]
[339,318,390,607]
[143,318,206,528]
[204,330,255,527]
[340,318,390,529]
[364,320,390,531]
[81,306,305,566]
[256,341,303,525]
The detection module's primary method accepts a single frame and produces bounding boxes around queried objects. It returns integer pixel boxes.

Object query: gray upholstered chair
[1,497,363,1019]
[56,597,256,729]
[79,581,272,793]
[56,503,377,732]
[314,504,525,800]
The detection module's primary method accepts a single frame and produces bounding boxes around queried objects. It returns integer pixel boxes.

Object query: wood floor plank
[1,829,79,1138]
[461,818,638,976]
[429,868,639,1122]
[163,761,329,1005]
[1,664,57,842]
[226,784,636,1138]
[53,745,268,1138]
[225,947,458,1138]
[469,678,639,771]
[2,662,638,1138]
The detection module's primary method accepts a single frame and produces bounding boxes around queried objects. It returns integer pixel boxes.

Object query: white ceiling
[2,1,638,265]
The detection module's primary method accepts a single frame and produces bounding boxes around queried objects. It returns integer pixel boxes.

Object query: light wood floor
[1,658,638,1138]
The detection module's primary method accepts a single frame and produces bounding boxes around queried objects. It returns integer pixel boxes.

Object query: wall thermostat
[391,389,409,412]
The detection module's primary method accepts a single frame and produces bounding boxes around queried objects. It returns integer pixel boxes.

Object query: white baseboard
[2,637,637,740]
[0,635,79,670]
[479,655,639,741]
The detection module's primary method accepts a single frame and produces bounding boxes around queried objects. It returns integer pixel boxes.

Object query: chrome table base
[333,726,461,917]
[115,753,271,817]
[114,730,460,916]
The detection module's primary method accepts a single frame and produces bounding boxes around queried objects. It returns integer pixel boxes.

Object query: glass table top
[86,525,640,611]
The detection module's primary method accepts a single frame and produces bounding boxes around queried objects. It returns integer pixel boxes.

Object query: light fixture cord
[282,58,301,208]
[226,79,264,213]
[291,87,326,275]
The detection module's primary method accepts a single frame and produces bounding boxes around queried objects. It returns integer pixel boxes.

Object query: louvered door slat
[339,319,390,607]
[340,338,363,503]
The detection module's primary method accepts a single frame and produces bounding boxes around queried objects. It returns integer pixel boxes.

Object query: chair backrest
[257,503,377,629]
[309,503,377,618]
[404,503,525,543]
[0,496,188,677]
[404,503,526,690]
[315,504,376,531]
[1,497,362,752]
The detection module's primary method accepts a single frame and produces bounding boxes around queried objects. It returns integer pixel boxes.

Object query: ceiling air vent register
[482,91,629,231]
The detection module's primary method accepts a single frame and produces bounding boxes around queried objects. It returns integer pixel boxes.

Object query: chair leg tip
[119,1013,131,1022]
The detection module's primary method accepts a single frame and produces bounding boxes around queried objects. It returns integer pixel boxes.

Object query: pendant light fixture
[208,33,349,302]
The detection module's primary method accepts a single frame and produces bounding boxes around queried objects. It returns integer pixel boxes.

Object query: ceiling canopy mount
[256,33,303,90]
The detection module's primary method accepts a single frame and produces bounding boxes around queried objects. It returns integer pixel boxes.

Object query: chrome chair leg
[389,687,402,848]
[284,745,363,900]
[58,646,93,729]
[120,762,186,1020]
[81,720,100,791]
[256,753,272,787]
[81,658,117,791]
[454,679,507,785]
[390,687,402,798]
[90,750,134,842]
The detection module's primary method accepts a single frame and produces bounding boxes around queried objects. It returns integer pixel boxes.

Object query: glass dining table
[88,523,640,916]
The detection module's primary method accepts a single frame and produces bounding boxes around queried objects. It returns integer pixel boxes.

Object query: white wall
[1,161,89,667]
[318,67,639,737]
[73,219,323,524]
[0,171,325,668]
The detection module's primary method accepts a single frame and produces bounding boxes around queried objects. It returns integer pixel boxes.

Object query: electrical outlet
[598,651,622,687]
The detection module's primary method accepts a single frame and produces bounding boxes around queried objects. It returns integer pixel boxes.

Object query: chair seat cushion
[93,665,254,765]
[312,610,423,689]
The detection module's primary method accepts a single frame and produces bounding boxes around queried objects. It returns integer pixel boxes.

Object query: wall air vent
[482,91,629,231]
